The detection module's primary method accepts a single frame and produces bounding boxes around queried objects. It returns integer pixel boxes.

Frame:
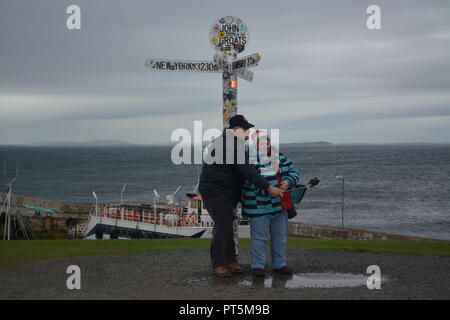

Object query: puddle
[185,276,214,284]
[185,272,388,289]
[239,273,385,289]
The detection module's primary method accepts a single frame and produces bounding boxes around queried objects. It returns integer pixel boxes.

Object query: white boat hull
[83,216,250,239]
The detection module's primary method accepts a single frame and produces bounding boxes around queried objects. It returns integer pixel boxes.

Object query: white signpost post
[145,16,261,128]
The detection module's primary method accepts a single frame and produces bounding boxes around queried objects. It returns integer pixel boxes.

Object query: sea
[1,144,449,240]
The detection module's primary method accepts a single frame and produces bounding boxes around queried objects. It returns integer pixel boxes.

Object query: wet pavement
[0,248,448,299]
[185,272,388,289]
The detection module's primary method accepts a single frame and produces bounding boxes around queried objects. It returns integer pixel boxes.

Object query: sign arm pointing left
[145,58,254,82]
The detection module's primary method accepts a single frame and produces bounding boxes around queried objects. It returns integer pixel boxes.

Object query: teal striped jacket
[242,151,300,218]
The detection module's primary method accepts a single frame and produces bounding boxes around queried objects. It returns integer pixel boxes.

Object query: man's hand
[268,185,284,197]
[280,180,290,191]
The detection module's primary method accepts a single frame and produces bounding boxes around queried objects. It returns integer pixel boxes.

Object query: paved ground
[1,248,449,300]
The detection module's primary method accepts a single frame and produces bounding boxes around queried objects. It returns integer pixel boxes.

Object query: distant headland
[26,140,136,147]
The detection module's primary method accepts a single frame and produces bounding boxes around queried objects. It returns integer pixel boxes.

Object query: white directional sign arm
[144,59,220,72]
[230,52,261,72]
[237,69,253,82]
[145,58,254,82]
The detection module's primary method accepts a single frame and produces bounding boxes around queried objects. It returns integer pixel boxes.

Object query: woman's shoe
[227,262,245,274]
[213,266,232,278]
[252,268,265,278]
[273,266,293,275]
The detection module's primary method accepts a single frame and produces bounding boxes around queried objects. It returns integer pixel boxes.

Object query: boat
[72,178,320,240]
[78,191,250,240]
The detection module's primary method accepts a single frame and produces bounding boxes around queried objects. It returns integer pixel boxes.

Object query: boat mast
[2,161,21,240]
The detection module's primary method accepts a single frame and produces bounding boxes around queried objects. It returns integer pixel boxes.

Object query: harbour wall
[288,221,448,242]
[0,192,91,215]
[0,192,90,237]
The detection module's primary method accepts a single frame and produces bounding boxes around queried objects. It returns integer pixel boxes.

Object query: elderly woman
[242,132,300,277]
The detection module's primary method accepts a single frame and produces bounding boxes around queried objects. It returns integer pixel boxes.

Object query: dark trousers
[202,195,237,268]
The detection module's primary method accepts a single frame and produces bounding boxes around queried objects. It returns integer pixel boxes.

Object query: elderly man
[199,115,284,277]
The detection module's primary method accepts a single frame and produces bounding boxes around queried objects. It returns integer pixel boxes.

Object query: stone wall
[288,221,448,242]
[0,192,91,215]
[0,192,90,235]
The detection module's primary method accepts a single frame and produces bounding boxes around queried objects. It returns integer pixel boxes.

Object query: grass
[287,238,450,256]
[0,238,449,269]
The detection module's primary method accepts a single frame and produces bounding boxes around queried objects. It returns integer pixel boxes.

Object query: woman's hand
[268,185,284,197]
[280,180,290,191]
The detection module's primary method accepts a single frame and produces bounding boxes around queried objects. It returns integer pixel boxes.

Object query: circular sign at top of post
[209,16,249,60]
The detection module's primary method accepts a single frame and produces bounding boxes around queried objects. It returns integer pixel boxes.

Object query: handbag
[285,185,308,219]
[289,185,307,204]
[276,173,297,219]
[286,207,297,219]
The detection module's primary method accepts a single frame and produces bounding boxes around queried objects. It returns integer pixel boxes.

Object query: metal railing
[90,204,248,228]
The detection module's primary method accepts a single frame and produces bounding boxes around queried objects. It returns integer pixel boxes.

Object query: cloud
[1,0,450,144]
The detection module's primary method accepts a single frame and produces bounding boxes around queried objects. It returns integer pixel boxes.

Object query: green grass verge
[0,238,449,269]
[286,238,450,256]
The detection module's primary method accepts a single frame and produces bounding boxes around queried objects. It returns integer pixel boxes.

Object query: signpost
[145,16,261,128]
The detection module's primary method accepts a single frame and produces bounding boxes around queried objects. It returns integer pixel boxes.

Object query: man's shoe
[213,266,232,278]
[227,262,245,274]
[273,266,293,275]
[252,268,265,278]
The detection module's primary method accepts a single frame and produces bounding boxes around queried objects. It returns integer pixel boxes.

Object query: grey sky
[1,0,450,144]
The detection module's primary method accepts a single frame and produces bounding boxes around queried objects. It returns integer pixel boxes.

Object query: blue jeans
[249,212,288,269]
